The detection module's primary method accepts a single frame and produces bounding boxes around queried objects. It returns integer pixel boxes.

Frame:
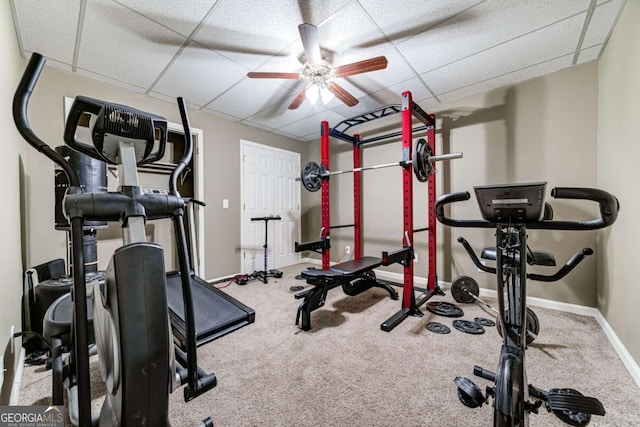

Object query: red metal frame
[401,92,416,311]
[427,120,437,292]
[353,136,362,259]
[320,121,330,270]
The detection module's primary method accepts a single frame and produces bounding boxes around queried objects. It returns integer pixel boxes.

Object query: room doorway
[240,140,300,274]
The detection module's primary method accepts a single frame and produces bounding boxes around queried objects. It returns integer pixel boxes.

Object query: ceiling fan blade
[299,23,322,65]
[247,72,301,79]
[288,88,307,109]
[327,82,358,107]
[333,56,388,78]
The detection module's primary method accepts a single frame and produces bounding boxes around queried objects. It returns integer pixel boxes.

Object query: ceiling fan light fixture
[320,84,334,104]
[305,84,320,104]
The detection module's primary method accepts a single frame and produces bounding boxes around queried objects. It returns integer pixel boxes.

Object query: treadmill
[166,271,255,349]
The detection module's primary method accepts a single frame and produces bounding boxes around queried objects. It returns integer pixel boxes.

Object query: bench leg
[375,281,399,300]
[295,285,328,331]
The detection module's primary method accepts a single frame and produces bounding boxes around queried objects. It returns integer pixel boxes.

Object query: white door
[241,141,300,274]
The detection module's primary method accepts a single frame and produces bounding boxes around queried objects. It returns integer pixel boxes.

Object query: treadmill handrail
[435,187,619,231]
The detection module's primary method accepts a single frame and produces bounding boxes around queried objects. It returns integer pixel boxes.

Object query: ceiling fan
[247,23,388,110]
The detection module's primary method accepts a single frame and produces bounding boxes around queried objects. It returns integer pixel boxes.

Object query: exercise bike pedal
[546,388,605,426]
[454,377,485,408]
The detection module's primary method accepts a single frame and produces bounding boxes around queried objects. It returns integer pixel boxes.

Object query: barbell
[297,138,463,192]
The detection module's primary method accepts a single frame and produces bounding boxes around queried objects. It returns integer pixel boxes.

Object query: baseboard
[298,258,640,387]
[10,347,25,405]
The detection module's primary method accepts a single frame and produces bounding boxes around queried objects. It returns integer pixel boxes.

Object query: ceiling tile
[76,67,148,94]
[576,44,603,64]
[358,0,481,45]
[13,0,80,64]
[438,54,573,103]
[205,78,296,120]
[278,109,347,138]
[396,0,592,75]
[152,40,248,106]
[244,101,330,131]
[422,13,585,95]
[114,0,217,37]
[582,0,625,48]
[78,0,183,88]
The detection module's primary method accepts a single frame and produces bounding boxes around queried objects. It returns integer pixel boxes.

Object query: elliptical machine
[435,182,618,426]
[14,52,215,426]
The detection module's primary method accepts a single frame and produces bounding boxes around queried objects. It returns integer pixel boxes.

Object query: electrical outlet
[414,252,419,263]
[345,246,351,254]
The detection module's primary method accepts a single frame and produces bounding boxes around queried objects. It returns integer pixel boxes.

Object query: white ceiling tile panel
[245,102,329,130]
[576,44,603,64]
[395,0,592,75]
[25,52,73,73]
[78,0,184,88]
[114,0,217,37]
[205,78,296,120]
[582,0,625,48]
[193,0,349,71]
[13,0,80,64]
[152,40,248,106]
[438,55,573,103]
[76,67,148,94]
[278,110,346,137]
[422,13,585,95]
[201,107,243,122]
[357,0,482,45]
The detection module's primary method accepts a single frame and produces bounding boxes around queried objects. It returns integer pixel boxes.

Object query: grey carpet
[18,263,640,426]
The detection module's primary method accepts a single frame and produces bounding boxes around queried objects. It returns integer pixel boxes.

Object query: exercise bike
[435,182,618,426]
[14,52,215,426]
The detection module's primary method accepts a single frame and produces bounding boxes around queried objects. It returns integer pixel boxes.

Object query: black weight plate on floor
[453,319,485,335]
[426,301,464,318]
[451,276,479,304]
[474,317,496,327]
[549,388,592,426]
[426,322,451,334]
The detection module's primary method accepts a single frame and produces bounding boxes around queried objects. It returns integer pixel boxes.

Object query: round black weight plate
[425,322,451,334]
[548,388,592,427]
[474,317,496,327]
[451,276,479,304]
[413,138,433,182]
[496,307,540,345]
[426,301,464,318]
[300,161,322,192]
[453,319,485,335]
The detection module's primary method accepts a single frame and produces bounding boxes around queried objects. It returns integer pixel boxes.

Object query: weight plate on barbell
[451,276,480,304]
[453,319,486,335]
[426,322,451,334]
[413,138,433,182]
[300,161,322,192]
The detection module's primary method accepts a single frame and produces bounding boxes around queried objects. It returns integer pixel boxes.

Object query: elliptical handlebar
[12,52,79,186]
[435,187,619,231]
[170,97,192,196]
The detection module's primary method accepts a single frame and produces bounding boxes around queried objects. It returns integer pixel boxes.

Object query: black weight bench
[295,256,398,331]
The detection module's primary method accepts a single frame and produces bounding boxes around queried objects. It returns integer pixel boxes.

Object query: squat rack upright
[319,91,443,331]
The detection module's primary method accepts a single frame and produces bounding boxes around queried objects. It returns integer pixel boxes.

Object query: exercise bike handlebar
[435,187,619,231]
[13,52,80,187]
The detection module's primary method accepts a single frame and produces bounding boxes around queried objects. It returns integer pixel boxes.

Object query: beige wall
[597,0,640,367]
[304,63,601,306]
[20,62,303,280]
[0,1,27,403]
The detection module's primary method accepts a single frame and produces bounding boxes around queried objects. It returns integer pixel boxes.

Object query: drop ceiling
[10,0,626,141]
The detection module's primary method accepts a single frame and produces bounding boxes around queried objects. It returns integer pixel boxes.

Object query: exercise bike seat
[481,247,556,267]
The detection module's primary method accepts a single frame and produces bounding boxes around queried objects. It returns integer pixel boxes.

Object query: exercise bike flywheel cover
[453,319,485,335]
[425,322,451,334]
[426,301,464,318]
